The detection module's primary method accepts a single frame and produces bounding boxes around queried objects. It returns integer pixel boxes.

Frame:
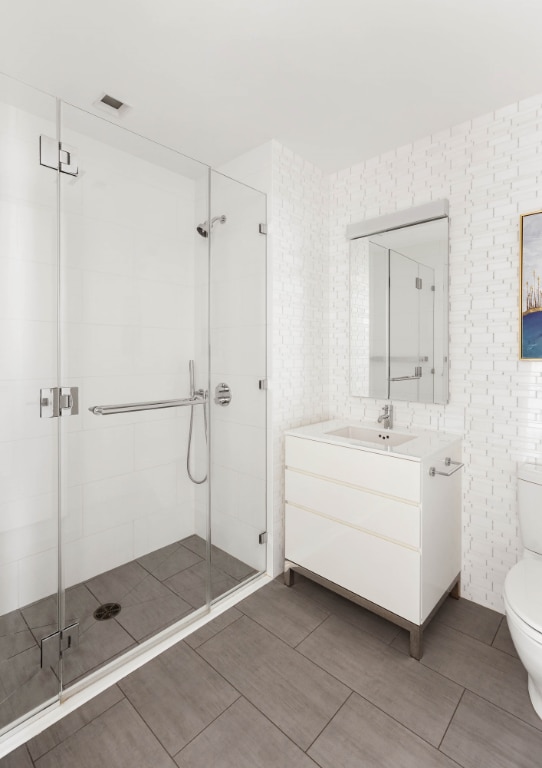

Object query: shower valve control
[214,383,232,406]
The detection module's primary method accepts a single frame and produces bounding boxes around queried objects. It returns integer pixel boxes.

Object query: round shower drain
[93,602,121,621]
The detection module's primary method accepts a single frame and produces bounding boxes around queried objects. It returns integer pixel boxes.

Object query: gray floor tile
[181,536,254,581]
[433,596,502,645]
[119,640,238,756]
[237,580,328,647]
[211,548,256,581]
[22,585,99,644]
[0,646,55,697]
[184,608,242,649]
[165,561,237,608]
[138,543,202,581]
[116,593,192,642]
[298,614,462,747]
[197,614,350,750]
[0,661,59,733]
[0,629,36,665]
[0,612,27,638]
[85,561,150,606]
[290,575,400,644]
[399,621,542,731]
[0,745,33,768]
[175,697,319,768]
[112,573,193,642]
[27,685,124,761]
[492,617,519,658]
[62,618,135,685]
[33,699,177,768]
[20,594,59,645]
[309,692,458,768]
[181,535,206,558]
[441,690,542,768]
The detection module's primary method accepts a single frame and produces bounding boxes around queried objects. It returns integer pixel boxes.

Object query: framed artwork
[520,209,542,359]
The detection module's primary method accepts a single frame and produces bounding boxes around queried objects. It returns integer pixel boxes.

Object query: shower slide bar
[89,394,207,416]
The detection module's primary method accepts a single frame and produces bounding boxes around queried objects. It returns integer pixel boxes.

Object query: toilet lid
[504,559,542,633]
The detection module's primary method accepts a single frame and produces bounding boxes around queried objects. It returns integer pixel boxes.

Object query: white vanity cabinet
[284,422,462,658]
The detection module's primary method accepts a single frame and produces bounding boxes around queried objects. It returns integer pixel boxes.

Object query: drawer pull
[429,458,463,477]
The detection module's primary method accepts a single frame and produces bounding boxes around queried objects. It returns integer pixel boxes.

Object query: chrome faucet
[377,404,393,430]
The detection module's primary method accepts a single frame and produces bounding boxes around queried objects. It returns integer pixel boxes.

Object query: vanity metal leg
[284,567,295,587]
[409,626,423,660]
[450,577,461,600]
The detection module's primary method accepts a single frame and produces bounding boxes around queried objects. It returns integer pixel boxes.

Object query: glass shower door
[0,75,61,732]
[58,104,211,687]
[208,171,267,601]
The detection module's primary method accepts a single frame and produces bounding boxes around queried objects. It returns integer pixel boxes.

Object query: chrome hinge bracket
[415,277,422,289]
[40,387,79,418]
[258,378,268,390]
[258,223,267,235]
[258,531,268,544]
[40,622,79,668]
[40,135,79,176]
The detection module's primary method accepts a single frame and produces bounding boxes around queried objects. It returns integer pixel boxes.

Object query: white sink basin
[326,426,415,448]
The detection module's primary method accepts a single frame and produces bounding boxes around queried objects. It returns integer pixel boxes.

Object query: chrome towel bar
[89,394,207,416]
[429,457,464,477]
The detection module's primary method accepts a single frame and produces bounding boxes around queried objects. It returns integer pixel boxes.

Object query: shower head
[196,214,227,238]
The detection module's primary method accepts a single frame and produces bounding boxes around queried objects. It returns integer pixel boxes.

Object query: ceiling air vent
[100,94,124,110]
[93,93,130,117]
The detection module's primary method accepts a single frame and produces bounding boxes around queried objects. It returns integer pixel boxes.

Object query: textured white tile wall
[269,142,330,574]
[329,93,542,612]
[216,141,330,575]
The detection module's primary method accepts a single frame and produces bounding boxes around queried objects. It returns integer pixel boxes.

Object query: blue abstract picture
[521,210,542,359]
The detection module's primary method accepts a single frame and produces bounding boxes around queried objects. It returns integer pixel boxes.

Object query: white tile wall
[329,93,542,612]
[227,95,542,612]
[58,118,201,592]
[0,81,204,609]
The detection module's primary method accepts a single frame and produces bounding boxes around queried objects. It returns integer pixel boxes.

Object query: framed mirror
[348,204,449,404]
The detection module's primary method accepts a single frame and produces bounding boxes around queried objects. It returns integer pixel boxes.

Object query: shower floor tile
[4,575,542,768]
[0,536,255,731]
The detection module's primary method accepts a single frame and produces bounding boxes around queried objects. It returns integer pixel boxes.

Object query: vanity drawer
[285,435,420,502]
[285,504,420,623]
[285,470,420,548]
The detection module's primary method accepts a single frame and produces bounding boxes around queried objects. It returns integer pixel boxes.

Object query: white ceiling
[1,0,542,173]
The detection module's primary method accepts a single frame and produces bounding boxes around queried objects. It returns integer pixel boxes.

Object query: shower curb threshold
[0,572,271,760]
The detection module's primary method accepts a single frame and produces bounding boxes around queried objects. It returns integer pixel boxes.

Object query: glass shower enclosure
[0,73,267,737]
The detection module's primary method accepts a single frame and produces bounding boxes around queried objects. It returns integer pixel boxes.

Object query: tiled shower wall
[329,93,542,612]
[0,81,201,611]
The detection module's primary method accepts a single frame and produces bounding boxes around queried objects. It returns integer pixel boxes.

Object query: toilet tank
[518,463,542,555]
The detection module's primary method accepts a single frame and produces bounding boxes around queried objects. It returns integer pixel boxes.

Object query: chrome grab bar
[89,394,207,416]
[429,457,464,477]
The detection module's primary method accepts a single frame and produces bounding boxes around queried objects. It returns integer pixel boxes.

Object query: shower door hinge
[415,277,422,289]
[40,135,79,176]
[258,531,268,544]
[258,378,269,390]
[40,622,79,669]
[258,223,267,235]
[40,387,79,418]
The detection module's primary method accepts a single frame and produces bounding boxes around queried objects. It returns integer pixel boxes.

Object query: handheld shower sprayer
[186,360,207,484]
[189,359,195,399]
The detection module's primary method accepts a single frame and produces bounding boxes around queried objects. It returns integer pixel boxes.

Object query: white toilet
[504,462,542,720]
